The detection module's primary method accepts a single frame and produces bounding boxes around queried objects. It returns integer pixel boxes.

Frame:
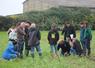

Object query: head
[51,23,56,31]
[83,21,88,28]
[80,22,84,28]
[16,22,21,28]
[58,39,64,45]
[65,21,70,27]
[24,21,31,28]
[30,23,36,28]
[20,22,26,28]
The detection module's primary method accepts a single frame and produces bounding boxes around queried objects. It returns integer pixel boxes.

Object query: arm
[72,26,76,38]
[47,31,51,42]
[57,44,61,51]
[8,46,18,54]
[88,28,92,40]
[37,30,41,40]
[56,31,59,41]
[17,28,25,35]
[61,28,64,35]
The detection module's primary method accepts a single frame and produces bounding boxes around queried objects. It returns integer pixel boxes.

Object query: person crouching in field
[70,38,83,56]
[2,26,18,61]
[57,38,71,56]
[48,24,59,58]
[28,23,42,58]
[81,21,92,56]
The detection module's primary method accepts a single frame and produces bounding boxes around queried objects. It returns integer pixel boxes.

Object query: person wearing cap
[47,24,59,58]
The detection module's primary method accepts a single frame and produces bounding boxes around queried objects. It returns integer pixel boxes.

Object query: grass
[0,31,95,68]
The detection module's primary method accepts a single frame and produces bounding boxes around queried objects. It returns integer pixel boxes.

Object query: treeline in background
[0,6,95,31]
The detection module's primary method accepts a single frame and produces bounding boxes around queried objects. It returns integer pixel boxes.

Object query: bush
[0,7,95,30]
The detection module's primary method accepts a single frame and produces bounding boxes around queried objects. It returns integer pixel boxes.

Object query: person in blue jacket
[2,40,18,60]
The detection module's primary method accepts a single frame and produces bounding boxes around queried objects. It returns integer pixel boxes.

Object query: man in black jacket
[62,22,76,40]
[48,24,59,58]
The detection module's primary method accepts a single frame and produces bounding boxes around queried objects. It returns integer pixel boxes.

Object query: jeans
[3,54,17,60]
[17,40,24,56]
[50,45,57,54]
[31,44,42,57]
[70,47,76,55]
[84,39,91,56]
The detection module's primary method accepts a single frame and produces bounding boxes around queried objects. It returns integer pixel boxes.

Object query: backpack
[28,30,38,46]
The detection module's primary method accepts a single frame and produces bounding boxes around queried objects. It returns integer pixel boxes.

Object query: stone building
[23,0,95,12]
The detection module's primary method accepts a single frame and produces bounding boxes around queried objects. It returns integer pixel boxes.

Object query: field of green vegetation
[0,31,95,68]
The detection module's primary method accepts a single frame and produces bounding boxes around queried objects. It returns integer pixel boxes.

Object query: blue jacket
[2,41,18,60]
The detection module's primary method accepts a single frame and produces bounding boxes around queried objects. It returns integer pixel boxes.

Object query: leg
[10,54,17,59]
[31,46,35,58]
[50,45,55,54]
[25,39,30,56]
[17,40,24,58]
[86,40,91,56]
[36,45,42,57]
[50,45,56,58]
[81,41,86,56]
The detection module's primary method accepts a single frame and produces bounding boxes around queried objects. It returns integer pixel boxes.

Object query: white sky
[0,0,25,16]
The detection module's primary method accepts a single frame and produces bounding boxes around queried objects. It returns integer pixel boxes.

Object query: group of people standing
[2,21,42,60]
[2,20,92,61]
[48,20,92,58]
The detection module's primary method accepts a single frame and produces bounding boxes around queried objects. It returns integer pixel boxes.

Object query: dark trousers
[17,40,24,57]
[81,39,91,56]
[25,38,31,56]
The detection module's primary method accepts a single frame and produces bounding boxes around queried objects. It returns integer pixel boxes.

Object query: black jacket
[28,28,41,46]
[48,29,59,45]
[62,26,76,40]
[73,39,83,56]
[57,40,71,55]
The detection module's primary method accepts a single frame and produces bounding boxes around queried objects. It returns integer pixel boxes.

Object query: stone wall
[23,0,95,12]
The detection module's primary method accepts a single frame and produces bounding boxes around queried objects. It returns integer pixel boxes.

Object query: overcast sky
[0,0,25,16]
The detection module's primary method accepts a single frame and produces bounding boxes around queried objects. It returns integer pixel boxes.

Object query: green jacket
[84,27,92,40]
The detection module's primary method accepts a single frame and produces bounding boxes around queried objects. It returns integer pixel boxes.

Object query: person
[28,23,42,58]
[62,21,76,40]
[16,22,26,58]
[80,22,85,56]
[2,36,18,60]
[71,38,83,56]
[48,24,59,58]
[7,26,15,35]
[83,21,92,56]
[8,26,17,41]
[24,21,31,56]
[57,38,71,56]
